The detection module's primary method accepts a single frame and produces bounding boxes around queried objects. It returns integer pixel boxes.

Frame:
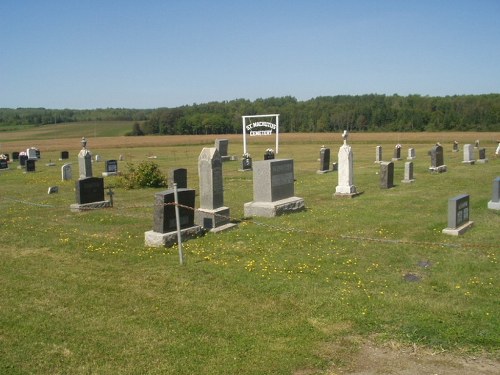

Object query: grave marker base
[244,196,305,218]
[442,221,474,236]
[429,165,447,173]
[462,160,475,165]
[144,226,204,247]
[70,200,112,212]
[401,178,415,184]
[316,169,331,174]
[476,159,489,164]
[102,171,118,177]
[487,201,500,210]
[195,206,237,232]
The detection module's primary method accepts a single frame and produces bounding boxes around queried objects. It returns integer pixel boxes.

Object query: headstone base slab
[70,200,112,212]
[144,226,204,247]
[407,157,416,160]
[462,161,475,165]
[221,156,232,162]
[487,201,500,210]
[244,197,305,218]
[316,169,331,174]
[401,179,415,184]
[429,165,447,173]
[442,221,474,236]
[207,222,238,233]
[102,172,118,177]
[195,206,231,230]
[238,168,253,172]
[391,158,402,161]
[45,163,56,167]
[477,159,489,164]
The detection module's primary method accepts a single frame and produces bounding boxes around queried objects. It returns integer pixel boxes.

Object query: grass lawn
[0,127,499,374]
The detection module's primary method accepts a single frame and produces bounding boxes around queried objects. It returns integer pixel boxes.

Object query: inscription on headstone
[462,144,475,164]
[443,194,474,235]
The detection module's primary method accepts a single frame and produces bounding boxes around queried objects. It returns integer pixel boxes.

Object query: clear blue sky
[1,0,499,109]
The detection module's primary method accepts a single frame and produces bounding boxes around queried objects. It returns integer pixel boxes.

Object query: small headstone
[240,154,253,171]
[119,154,124,161]
[331,162,338,171]
[19,154,28,167]
[317,146,331,174]
[12,152,20,161]
[403,273,421,282]
[374,146,382,163]
[477,148,488,163]
[452,141,459,152]
[95,154,101,162]
[45,160,56,167]
[60,151,69,160]
[168,168,187,189]
[25,159,36,172]
[102,159,118,176]
[401,161,415,183]
[61,164,72,181]
[214,139,231,162]
[264,149,275,160]
[379,161,394,189]
[392,144,402,161]
[487,177,500,210]
[442,194,473,235]
[335,130,359,197]
[0,159,8,170]
[407,148,416,160]
[27,147,38,160]
[474,140,479,148]
[429,144,446,173]
[47,186,59,194]
[462,144,475,164]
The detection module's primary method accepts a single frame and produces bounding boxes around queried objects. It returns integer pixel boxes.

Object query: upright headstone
[95,154,101,162]
[240,154,253,171]
[453,141,459,152]
[477,148,488,163]
[214,139,231,162]
[78,137,93,179]
[27,148,37,160]
[35,149,41,159]
[379,161,394,189]
[392,144,402,161]
[195,148,236,231]
[462,144,475,164]
[1,153,9,162]
[61,164,72,181]
[168,168,187,189]
[244,159,305,217]
[407,148,416,160]
[0,159,8,170]
[102,160,118,176]
[402,161,415,183]
[475,140,479,148]
[19,154,28,167]
[335,130,359,197]
[75,177,105,204]
[264,149,275,160]
[317,146,331,174]
[60,151,69,160]
[12,152,19,161]
[25,159,36,172]
[429,144,446,173]
[487,177,500,210]
[144,188,203,247]
[374,146,382,163]
[442,194,473,235]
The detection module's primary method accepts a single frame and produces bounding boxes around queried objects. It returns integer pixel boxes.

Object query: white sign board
[242,114,279,154]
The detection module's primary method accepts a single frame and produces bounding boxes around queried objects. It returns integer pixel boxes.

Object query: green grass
[0,137,499,374]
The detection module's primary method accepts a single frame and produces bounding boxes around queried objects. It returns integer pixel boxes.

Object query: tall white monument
[334,130,359,197]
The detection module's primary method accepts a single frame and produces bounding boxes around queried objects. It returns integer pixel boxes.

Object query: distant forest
[1,94,499,134]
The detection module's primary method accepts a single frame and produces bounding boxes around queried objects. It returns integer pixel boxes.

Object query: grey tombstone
[443,194,473,235]
[78,138,93,179]
[264,149,275,160]
[487,177,500,210]
[429,144,446,173]
[462,144,475,164]
[168,168,187,189]
[392,144,402,161]
[335,130,359,197]
[95,154,101,162]
[12,152,19,161]
[244,159,305,217]
[27,148,37,160]
[144,188,203,247]
[60,151,69,160]
[102,159,118,177]
[407,148,416,160]
[214,139,230,162]
[0,159,8,170]
[379,161,394,189]
[477,148,488,164]
[375,146,382,163]
[317,146,331,174]
[25,159,36,172]
[195,148,236,231]
[61,164,72,181]
[402,161,415,183]
[453,141,459,152]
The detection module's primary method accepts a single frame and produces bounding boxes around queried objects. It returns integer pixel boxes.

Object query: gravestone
[475,140,479,148]
[214,139,231,162]
[443,194,473,235]
[26,159,36,172]
[1,153,9,162]
[401,161,415,183]
[19,154,28,167]
[60,151,69,160]
[78,137,93,178]
[374,146,382,163]
[168,168,187,189]
[27,148,37,160]
[477,148,488,164]
[317,146,331,174]
[102,159,118,177]
[487,177,500,210]
[35,149,41,159]
[12,152,19,161]
[264,149,275,160]
[0,159,8,170]
[70,176,112,212]
[195,148,236,231]
[407,148,416,160]
[335,130,359,197]
[428,144,446,173]
[379,161,394,189]
[244,159,305,217]
[47,186,58,194]
[462,144,475,164]
[61,164,72,181]
[332,162,338,171]
[144,188,203,247]
[392,144,402,161]
[453,141,459,152]
[240,154,253,171]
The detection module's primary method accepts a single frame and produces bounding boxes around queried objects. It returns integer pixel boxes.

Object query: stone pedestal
[442,221,474,236]
[144,226,204,247]
[195,207,237,232]
[335,144,359,197]
[244,197,305,218]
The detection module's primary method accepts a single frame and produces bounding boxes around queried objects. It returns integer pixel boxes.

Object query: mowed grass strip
[0,132,499,374]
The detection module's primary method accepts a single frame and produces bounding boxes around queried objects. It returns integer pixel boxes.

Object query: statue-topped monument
[78,137,92,179]
[335,130,360,198]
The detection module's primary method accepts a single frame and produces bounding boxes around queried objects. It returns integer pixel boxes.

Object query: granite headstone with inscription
[379,161,394,189]
[168,168,187,189]
[487,177,500,210]
[442,194,473,235]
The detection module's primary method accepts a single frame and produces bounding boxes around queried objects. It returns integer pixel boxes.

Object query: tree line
[2,94,499,134]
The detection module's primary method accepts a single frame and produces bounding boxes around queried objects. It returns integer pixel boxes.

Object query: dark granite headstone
[478,148,486,160]
[380,161,394,189]
[0,159,8,169]
[75,177,105,204]
[61,151,69,160]
[169,168,187,189]
[447,194,470,229]
[19,155,28,167]
[319,147,330,172]
[26,159,36,172]
[153,189,195,233]
[12,152,20,161]
[105,160,118,173]
[241,157,252,170]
